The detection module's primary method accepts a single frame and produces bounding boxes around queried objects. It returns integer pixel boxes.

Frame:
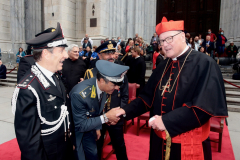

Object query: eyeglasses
[159,31,182,46]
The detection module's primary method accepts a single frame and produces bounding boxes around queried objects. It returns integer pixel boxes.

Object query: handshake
[104,107,126,125]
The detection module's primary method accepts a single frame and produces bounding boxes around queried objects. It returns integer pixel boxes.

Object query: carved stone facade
[0,0,156,55]
[0,0,239,56]
[220,0,240,46]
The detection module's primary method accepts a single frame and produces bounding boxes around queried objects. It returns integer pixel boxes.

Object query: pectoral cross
[161,80,170,96]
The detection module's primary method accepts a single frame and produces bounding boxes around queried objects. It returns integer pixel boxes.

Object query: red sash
[154,120,210,160]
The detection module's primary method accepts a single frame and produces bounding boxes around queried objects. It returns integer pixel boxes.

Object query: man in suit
[84,40,129,160]
[12,23,74,160]
[70,60,129,160]
[150,33,160,52]
[0,59,6,79]
[202,35,214,58]
[83,38,92,50]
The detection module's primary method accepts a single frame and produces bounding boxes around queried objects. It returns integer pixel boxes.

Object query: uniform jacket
[17,55,35,83]
[14,64,70,160]
[69,77,107,160]
[84,67,129,125]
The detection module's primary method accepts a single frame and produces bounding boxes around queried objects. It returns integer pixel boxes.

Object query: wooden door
[156,0,221,38]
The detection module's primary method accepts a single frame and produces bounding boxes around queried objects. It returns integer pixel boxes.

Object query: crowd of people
[9,17,232,160]
[185,28,239,59]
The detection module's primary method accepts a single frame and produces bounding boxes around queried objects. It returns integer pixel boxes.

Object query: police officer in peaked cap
[12,22,75,160]
[69,60,129,160]
[84,40,129,160]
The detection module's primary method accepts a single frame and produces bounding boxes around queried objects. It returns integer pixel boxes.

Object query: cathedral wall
[220,0,240,46]
[85,0,157,45]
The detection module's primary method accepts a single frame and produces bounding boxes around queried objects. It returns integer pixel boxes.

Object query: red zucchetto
[156,17,184,35]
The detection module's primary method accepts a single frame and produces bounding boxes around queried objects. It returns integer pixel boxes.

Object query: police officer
[70,60,129,160]
[84,40,129,160]
[17,28,55,83]
[12,23,73,160]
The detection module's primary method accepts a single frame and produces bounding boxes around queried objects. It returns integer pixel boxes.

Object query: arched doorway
[156,0,221,38]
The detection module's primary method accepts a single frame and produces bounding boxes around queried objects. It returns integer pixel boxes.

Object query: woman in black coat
[126,47,146,96]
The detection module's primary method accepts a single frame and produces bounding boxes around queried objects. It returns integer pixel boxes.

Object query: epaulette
[17,73,35,89]
[79,85,96,99]
[84,68,94,79]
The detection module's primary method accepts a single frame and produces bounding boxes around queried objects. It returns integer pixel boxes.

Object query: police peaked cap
[96,60,129,83]
[96,40,117,54]
[26,22,68,50]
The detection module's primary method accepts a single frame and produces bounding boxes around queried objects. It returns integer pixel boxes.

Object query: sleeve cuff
[100,115,105,124]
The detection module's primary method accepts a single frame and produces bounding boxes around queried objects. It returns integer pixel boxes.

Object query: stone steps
[6,74,17,78]
[227,104,240,112]
[224,84,240,92]
[224,79,240,85]
[0,68,18,87]
[226,91,240,98]
[0,81,16,87]
[0,78,17,83]
[226,97,240,106]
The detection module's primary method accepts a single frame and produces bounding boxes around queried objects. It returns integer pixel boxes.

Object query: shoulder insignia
[90,85,96,98]
[31,65,50,89]
[84,68,94,79]
[79,86,92,99]
[17,74,35,89]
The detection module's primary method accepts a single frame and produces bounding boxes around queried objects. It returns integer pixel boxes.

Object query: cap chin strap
[100,73,124,82]
[47,39,67,47]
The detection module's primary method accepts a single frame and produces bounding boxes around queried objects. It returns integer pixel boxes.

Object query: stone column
[24,0,42,41]
[0,0,11,51]
[76,0,87,45]
[10,0,26,54]
[44,0,78,45]
[219,0,240,46]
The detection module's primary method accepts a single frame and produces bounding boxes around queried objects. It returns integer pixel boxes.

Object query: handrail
[223,79,240,89]
[6,67,16,74]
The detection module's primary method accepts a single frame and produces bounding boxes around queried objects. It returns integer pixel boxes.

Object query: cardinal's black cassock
[123,47,228,160]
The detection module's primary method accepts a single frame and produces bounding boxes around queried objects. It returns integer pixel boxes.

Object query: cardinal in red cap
[115,16,228,160]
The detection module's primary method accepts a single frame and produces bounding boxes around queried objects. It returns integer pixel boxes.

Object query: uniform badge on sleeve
[79,86,91,99]
[91,85,96,98]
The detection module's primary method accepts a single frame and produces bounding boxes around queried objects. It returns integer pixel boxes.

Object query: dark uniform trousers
[14,65,74,160]
[84,67,129,160]
[97,123,128,160]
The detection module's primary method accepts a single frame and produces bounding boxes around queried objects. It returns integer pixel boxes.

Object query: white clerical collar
[35,63,56,86]
[135,55,140,59]
[172,46,189,61]
[96,79,103,101]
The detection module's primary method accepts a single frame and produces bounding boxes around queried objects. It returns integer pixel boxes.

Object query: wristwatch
[103,113,109,123]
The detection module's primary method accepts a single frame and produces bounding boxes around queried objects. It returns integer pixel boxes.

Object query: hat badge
[51,29,56,32]
[107,43,113,49]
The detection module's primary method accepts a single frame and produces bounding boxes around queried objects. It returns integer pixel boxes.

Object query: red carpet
[0,118,235,160]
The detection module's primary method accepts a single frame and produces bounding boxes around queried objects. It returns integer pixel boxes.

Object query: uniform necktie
[98,92,103,107]
[52,74,62,94]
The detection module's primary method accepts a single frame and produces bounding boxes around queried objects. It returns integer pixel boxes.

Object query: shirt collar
[35,63,55,85]
[135,55,140,59]
[96,79,103,100]
[172,46,189,61]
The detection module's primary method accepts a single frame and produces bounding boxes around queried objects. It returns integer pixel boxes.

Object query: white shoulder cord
[12,87,20,115]
[12,85,70,136]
